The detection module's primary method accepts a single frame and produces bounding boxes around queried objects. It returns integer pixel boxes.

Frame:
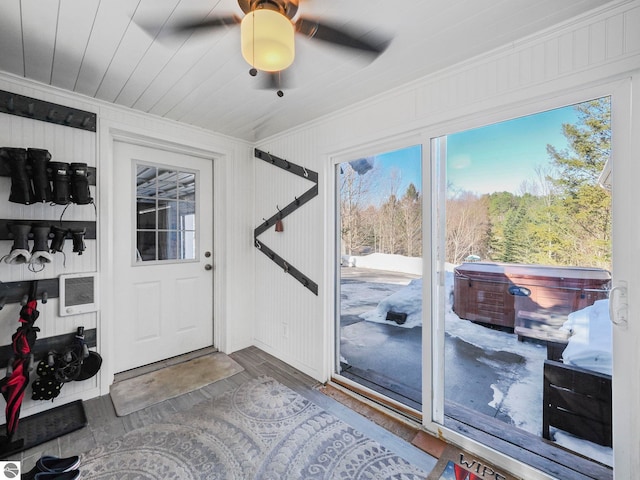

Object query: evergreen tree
[546,97,611,268]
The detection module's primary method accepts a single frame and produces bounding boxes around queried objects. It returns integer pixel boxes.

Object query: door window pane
[157,200,178,230]
[135,163,198,262]
[136,198,156,229]
[136,231,156,261]
[158,231,178,260]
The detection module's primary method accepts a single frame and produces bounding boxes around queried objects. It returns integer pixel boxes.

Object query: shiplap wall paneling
[251,142,324,377]
[0,106,99,416]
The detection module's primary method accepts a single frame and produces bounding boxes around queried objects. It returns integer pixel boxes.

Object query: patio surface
[339,266,527,422]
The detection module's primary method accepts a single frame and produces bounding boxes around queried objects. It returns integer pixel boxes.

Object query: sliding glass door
[434,97,614,471]
[335,145,423,413]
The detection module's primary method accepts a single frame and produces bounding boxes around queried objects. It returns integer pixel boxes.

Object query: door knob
[205,264,213,271]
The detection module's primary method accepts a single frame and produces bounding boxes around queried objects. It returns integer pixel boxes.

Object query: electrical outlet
[282,322,289,339]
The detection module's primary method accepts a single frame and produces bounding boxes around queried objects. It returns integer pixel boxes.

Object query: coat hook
[266,152,275,164]
[303,166,309,178]
[41,291,48,304]
[20,294,28,306]
[284,160,291,169]
[283,261,289,273]
[294,196,300,206]
[275,206,284,232]
[255,239,262,249]
[7,97,14,112]
[64,113,74,124]
[81,116,90,127]
[47,109,56,121]
[26,103,35,116]
[263,218,269,226]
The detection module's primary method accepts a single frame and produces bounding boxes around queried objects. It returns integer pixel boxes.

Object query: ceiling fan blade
[171,15,241,33]
[295,18,390,55]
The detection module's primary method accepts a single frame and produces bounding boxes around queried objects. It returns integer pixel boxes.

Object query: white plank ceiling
[0,0,616,141]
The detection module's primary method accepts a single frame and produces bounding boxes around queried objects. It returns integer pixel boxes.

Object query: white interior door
[112,141,214,373]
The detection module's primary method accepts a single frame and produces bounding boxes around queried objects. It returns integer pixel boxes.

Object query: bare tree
[446,192,489,263]
[339,162,375,254]
[377,169,402,254]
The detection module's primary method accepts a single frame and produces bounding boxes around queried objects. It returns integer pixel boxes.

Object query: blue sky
[346,102,583,203]
[375,144,422,195]
[447,105,579,195]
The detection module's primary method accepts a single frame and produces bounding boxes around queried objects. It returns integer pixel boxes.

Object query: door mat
[426,444,519,480]
[0,400,87,459]
[110,352,244,416]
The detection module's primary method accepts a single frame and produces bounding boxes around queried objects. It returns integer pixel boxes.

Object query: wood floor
[16,346,438,475]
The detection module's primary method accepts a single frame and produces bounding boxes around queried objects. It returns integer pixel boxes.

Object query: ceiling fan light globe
[241,10,295,72]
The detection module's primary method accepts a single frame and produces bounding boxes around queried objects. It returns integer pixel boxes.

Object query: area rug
[82,376,430,479]
[109,352,244,416]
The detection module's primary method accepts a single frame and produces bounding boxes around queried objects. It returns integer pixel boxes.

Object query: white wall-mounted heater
[59,272,98,316]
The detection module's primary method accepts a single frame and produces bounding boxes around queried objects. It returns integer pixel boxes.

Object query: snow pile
[360,278,423,328]
[560,299,612,375]
[342,253,422,275]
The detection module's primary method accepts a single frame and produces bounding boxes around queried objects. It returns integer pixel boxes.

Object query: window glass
[439,97,612,470]
[135,163,197,262]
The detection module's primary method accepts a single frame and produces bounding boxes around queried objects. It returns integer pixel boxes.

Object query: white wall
[252,0,640,477]
[0,73,255,415]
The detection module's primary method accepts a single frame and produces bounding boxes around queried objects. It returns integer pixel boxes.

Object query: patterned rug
[80,376,430,479]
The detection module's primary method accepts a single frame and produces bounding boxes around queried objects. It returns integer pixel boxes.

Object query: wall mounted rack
[0,278,58,308]
[0,90,96,132]
[0,328,97,369]
[254,148,318,295]
[0,220,96,240]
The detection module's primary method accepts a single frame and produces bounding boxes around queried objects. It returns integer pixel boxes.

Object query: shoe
[22,455,80,480]
[33,470,80,480]
[29,225,53,265]
[4,223,31,265]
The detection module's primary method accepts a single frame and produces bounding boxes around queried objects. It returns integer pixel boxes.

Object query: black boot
[50,226,68,253]
[30,225,53,265]
[69,162,92,205]
[4,223,31,264]
[28,148,53,203]
[49,161,70,205]
[1,147,35,204]
[71,228,86,255]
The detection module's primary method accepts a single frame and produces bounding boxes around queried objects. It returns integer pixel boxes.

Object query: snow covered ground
[342,253,613,466]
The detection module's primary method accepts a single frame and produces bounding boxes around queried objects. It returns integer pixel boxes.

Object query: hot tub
[453,262,611,340]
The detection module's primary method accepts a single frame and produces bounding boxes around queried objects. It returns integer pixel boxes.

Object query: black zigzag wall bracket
[254,148,318,295]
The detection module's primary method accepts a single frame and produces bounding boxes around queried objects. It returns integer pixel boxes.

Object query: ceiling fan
[167,0,390,94]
